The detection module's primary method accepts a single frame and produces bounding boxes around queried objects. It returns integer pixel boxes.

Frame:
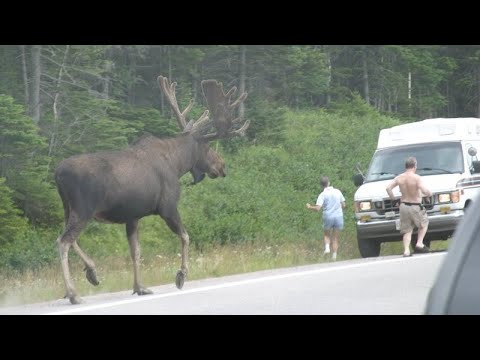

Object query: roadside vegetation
[1,45,467,306]
[0,105,448,306]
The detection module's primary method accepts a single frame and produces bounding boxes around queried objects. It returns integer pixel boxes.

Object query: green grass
[0,237,449,307]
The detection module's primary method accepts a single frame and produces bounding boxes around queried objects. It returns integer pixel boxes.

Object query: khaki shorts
[399,203,429,234]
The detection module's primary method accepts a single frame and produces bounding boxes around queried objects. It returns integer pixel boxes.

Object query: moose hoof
[68,295,84,305]
[175,270,186,289]
[133,287,153,296]
[84,267,100,286]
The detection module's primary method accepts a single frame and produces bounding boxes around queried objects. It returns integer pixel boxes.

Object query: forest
[1,45,479,271]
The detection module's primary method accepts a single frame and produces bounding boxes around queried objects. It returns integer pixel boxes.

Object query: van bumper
[356,210,464,242]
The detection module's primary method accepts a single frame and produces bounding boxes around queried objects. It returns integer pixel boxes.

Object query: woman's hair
[320,176,330,188]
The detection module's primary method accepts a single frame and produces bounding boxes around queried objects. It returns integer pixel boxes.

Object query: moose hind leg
[72,242,99,286]
[57,216,87,305]
[127,220,153,296]
[162,212,189,290]
[175,231,189,289]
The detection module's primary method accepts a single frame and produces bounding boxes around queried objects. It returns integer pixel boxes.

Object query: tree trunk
[325,49,331,106]
[103,62,111,100]
[19,45,30,111]
[49,45,70,157]
[166,45,173,118]
[394,91,398,113]
[378,53,384,111]
[168,45,172,81]
[159,47,166,115]
[192,64,198,103]
[362,47,370,105]
[445,81,450,117]
[127,46,137,105]
[103,47,113,100]
[408,71,412,116]
[408,71,412,100]
[238,45,246,118]
[477,65,480,118]
[31,45,42,123]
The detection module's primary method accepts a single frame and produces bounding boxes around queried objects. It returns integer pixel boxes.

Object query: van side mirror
[472,161,480,174]
[353,173,364,187]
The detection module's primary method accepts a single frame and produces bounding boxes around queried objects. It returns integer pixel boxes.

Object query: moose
[54,75,249,304]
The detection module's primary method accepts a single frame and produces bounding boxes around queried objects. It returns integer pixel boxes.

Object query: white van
[353,117,480,258]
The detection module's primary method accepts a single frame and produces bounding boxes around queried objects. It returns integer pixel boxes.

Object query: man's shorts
[399,203,429,234]
[323,216,344,230]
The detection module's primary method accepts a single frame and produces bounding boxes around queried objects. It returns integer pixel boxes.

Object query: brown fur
[56,76,247,305]
[55,133,225,304]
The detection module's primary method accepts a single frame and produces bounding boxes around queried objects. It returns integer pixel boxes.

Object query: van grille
[373,196,434,215]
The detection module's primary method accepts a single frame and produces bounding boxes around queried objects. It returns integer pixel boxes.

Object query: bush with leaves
[244,98,287,146]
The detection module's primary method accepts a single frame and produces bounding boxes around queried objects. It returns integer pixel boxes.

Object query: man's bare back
[387,171,431,203]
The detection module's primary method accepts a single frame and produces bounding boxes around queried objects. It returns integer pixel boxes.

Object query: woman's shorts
[323,216,344,230]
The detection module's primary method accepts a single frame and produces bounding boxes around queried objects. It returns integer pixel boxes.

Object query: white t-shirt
[316,186,345,218]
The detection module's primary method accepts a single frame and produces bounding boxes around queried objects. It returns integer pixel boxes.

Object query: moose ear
[190,167,206,185]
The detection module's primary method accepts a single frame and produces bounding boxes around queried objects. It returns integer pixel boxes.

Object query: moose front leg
[56,216,87,305]
[162,211,189,289]
[126,220,153,296]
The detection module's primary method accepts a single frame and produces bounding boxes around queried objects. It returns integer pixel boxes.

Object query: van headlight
[438,193,451,203]
[437,190,460,203]
[356,201,372,211]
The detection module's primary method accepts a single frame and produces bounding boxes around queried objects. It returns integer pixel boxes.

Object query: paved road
[0,252,445,315]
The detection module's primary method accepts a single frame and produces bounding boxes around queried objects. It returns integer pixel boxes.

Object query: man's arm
[386,178,398,200]
[418,177,432,197]
[341,201,346,209]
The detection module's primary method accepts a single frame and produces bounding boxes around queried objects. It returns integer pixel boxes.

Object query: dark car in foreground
[424,195,480,314]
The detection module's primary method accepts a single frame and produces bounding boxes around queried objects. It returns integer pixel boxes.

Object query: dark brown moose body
[55,76,249,304]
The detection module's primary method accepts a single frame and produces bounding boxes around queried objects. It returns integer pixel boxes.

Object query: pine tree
[0,178,28,245]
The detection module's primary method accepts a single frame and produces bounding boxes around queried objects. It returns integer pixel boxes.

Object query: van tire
[358,237,381,258]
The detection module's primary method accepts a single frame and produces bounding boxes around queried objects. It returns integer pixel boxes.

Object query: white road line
[45,253,444,315]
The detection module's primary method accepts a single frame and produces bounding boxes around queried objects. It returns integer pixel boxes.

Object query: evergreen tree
[0,94,61,225]
[0,177,28,245]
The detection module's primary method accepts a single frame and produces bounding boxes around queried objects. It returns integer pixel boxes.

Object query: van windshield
[365,142,464,183]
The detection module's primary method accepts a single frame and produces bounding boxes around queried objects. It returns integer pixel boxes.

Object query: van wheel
[358,237,381,258]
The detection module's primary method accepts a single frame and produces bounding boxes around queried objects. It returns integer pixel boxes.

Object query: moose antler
[157,75,209,131]
[157,75,249,140]
[196,79,249,140]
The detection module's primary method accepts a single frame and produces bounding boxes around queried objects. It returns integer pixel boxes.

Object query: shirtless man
[386,157,433,257]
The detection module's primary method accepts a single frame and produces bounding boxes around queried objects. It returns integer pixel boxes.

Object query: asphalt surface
[0,252,446,315]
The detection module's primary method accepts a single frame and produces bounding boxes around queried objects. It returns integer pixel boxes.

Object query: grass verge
[0,238,449,307]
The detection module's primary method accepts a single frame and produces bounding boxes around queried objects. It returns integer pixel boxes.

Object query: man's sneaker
[414,245,430,254]
[332,252,337,261]
[324,249,331,255]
